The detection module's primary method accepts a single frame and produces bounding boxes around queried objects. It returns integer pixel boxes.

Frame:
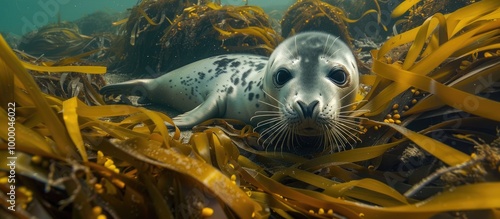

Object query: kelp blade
[2,0,500,218]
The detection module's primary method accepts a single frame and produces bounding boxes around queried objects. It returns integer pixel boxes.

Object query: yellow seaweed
[0,110,54,155]
[391,0,422,18]
[22,61,106,74]
[137,6,159,26]
[373,56,500,121]
[360,0,500,118]
[63,97,89,161]
[112,18,128,26]
[1,0,500,218]
[0,35,77,158]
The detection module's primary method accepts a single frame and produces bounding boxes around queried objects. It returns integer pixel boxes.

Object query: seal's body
[101,32,360,153]
[101,54,269,127]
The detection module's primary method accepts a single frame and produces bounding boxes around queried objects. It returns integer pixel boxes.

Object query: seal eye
[327,68,347,86]
[274,69,292,86]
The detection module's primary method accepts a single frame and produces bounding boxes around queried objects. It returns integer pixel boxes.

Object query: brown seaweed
[158,2,281,74]
[281,0,382,74]
[1,0,500,218]
[18,22,112,62]
[112,1,280,76]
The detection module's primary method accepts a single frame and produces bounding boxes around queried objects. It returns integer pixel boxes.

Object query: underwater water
[1,0,135,35]
[1,0,294,36]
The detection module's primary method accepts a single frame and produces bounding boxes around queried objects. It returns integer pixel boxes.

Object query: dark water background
[1,0,294,36]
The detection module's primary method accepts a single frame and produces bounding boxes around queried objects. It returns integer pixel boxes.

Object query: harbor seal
[100,31,360,153]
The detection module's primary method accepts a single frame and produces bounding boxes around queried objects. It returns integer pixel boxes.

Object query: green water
[1,0,294,36]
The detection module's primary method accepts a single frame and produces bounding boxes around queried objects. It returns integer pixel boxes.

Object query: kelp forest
[1,0,500,218]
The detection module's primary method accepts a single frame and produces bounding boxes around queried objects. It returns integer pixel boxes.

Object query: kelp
[18,22,112,61]
[361,0,500,120]
[391,0,478,32]
[281,0,383,46]
[13,49,106,106]
[282,0,352,47]
[1,33,266,217]
[158,2,281,73]
[111,0,187,74]
[113,0,280,75]
[1,0,500,218]
[354,0,500,203]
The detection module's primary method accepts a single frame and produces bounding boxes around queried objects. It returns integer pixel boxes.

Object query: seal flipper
[100,79,153,103]
[167,94,226,129]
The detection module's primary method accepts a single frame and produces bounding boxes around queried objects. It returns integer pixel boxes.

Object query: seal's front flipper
[167,94,225,129]
[100,79,153,104]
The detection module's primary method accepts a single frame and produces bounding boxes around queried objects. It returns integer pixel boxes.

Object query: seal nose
[297,100,319,118]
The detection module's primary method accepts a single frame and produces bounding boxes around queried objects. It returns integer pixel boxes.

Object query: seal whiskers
[325,102,369,151]
[252,90,295,152]
[261,120,289,152]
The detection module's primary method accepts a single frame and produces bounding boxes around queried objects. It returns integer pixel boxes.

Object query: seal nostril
[297,100,319,118]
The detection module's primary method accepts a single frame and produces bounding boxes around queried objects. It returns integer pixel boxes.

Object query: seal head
[257,31,360,152]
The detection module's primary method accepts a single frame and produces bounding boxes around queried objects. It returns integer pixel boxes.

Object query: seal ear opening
[99,79,152,104]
